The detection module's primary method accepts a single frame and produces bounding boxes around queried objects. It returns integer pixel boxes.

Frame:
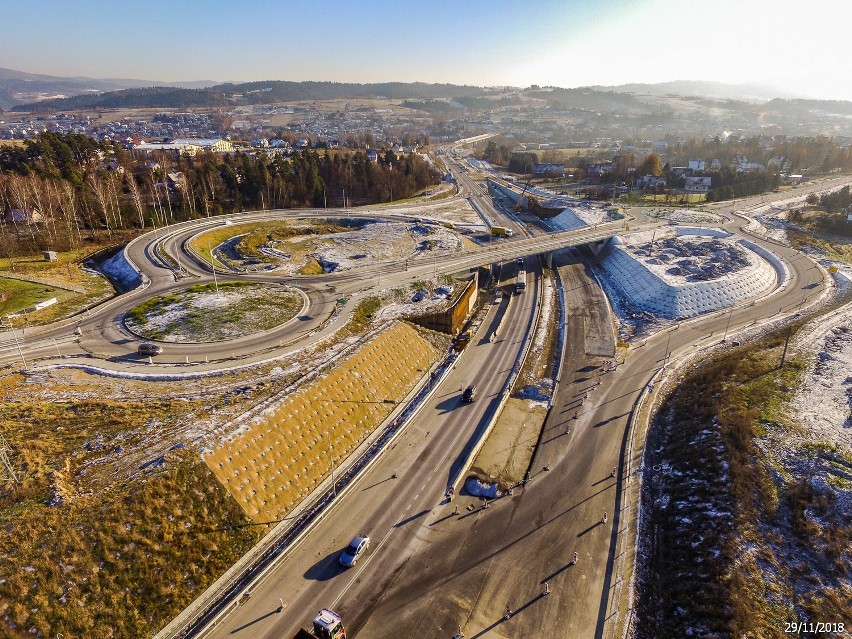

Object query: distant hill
[0,66,217,110]
[6,69,850,118]
[12,80,488,111]
[12,86,231,111]
[589,80,798,102]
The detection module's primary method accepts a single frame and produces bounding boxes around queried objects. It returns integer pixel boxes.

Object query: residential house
[166,172,186,190]
[688,160,705,172]
[768,156,791,173]
[172,138,234,153]
[533,163,565,177]
[4,208,44,223]
[637,175,667,190]
[135,141,201,156]
[366,149,379,163]
[586,161,614,184]
[685,176,712,192]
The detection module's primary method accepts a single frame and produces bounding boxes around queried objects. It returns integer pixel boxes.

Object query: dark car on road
[462,385,477,402]
[138,342,163,356]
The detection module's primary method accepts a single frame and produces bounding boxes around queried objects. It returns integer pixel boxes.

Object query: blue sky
[3,0,850,100]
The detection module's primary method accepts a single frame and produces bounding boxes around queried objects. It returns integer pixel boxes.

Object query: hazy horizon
[3,0,850,101]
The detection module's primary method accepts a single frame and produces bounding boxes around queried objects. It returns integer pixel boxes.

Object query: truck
[453,330,471,351]
[491,226,514,237]
[291,609,346,639]
[516,270,527,293]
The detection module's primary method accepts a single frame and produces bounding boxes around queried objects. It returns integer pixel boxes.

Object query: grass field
[0,277,70,317]
[637,329,851,638]
[788,229,852,262]
[0,247,115,323]
[0,397,260,638]
[188,220,352,271]
[0,295,439,637]
[124,281,303,341]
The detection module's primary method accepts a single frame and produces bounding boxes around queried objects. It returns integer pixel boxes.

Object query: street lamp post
[722,308,733,342]
[5,315,27,369]
[327,428,336,498]
[208,241,221,298]
[664,328,674,367]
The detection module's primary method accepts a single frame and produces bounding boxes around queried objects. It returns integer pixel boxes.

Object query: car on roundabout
[138,342,164,356]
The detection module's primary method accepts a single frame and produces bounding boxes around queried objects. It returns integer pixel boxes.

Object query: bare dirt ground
[468,250,616,491]
[469,398,546,488]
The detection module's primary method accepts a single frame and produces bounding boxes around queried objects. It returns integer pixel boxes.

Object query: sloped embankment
[636,330,851,638]
[204,321,441,523]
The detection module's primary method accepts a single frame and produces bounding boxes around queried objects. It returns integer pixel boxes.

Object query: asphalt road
[0,208,655,371]
[200,258,540,639]
[1,156,845,638]
[197,192,829,638]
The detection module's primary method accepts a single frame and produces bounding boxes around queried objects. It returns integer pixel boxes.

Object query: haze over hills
[0,67,831,113]
[592,80,801,103]
[0,66,217,110]
[5,66,852,139]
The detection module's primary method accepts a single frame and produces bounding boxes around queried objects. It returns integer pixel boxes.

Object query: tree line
[788,186,852,236]
[480,134,852,203]
[0,132,441,257]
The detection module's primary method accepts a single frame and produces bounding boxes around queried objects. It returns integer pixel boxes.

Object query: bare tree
[149,174,165,228]
[88,174,113,237]
[126,175,146,229]
[107,173,124,229]
[54,180,81,248]
[7,175,37,243]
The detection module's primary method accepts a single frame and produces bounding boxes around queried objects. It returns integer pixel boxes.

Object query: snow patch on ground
[233,208,485,275]
[790,310,852,451]
[100,250,143,291]
[307,222,450,271]
[373,279,462,323]
[646,207,726,225]
[544,205,613,231]
[464,477,502,499]
[515,384,551,406]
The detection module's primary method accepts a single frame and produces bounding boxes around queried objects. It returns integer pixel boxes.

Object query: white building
[172,138,234,153]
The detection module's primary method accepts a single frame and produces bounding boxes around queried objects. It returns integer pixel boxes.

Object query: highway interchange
[2,153,851,639]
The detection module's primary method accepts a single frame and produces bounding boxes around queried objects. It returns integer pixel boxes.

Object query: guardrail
[446,263,545,493]
[603,251,836,639]
[154,332,461,639]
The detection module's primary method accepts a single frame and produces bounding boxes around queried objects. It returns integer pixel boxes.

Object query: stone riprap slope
[601,229,777,319]
[204,321,440,522]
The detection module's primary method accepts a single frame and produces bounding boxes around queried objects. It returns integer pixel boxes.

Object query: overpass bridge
[329,218,662,286]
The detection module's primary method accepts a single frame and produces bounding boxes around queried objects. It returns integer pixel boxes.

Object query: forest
[0,132,442,256]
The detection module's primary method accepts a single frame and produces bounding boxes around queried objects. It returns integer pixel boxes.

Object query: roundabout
[123,281,307,343]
